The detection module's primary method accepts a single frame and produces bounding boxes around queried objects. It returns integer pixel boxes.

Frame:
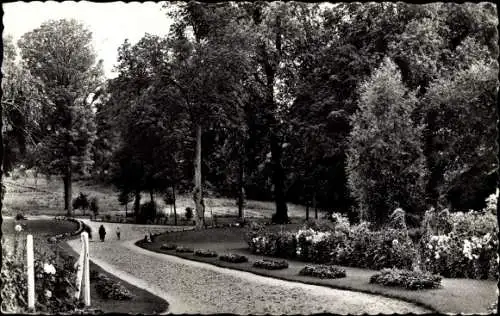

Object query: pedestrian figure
[99,225,106,242]
[116,226,121,240]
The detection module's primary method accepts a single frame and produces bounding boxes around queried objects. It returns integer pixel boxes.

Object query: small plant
[299,264,347,279]
[72,193,90,214]
[160,244,177,250]
[175,246,194,253]
[253,259,289,270]
[369,268,442,290]
[194,249,218,258]
[185,207,193,221]
[219,254,248,263]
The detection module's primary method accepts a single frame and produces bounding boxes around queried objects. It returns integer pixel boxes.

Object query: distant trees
[17,19,103,216]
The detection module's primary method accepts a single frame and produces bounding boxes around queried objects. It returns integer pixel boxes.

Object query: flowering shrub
[95,274,133,300]
[253,259,289,270]
[370,268,442,290]
[299,264,346,279]
[219,254,248,263]
[421,209,498,279]
[194,249,218,258]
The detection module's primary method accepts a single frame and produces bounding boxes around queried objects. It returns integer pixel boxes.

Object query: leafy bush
[299,264,347,279]
[253,259,289,270]
[15,213,27,220]
[219,253,248,263]
[369,268,442,290]
[104,214,112,222]
[194,249,218,258]
[185,207,193,221]
[175,246,194,253]
[160,244,177,251]
[137,201,157,224]
[95,274,133,300]
[72,193,89,211]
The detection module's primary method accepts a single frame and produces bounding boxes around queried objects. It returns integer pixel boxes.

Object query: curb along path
[67,219,430,314]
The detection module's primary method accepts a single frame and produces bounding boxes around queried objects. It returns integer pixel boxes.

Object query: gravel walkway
[67,219,430,315]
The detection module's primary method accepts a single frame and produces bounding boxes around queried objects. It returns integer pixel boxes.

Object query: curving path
[67,219,431,315]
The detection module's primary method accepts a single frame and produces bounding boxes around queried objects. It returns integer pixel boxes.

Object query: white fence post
[26,234,35,312]
[82,232,91,306]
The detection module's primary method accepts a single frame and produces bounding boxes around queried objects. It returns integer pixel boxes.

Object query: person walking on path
[99,224,106,242]
[116,226,121,240]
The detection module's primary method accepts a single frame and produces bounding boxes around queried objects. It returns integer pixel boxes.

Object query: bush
[299,264,347,279]
[72,193,89,211]
[369,268,442,290]
[104,214,112,222]
[15,213,26,220]
[219,254,248,263]
[185,207,193,221]
[138,201,157,224]
[194,249,218,258]
[253,259,289,270]
[95,274,133,300]
[175,246,194,253]
[160,244,177,251]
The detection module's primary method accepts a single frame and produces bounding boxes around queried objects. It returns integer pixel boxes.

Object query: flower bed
[160,243,177,250]
[299,264,346,279]
[175,246,194,253]
[194,249,218,258]
[247,209,499,280]
[253,259,289,270]
[369,268,442,290]
[95,273,133,300]
[219,253,249,263]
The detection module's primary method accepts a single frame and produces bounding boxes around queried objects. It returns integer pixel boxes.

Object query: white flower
[43,263,56,275]
[15,224,22,232]
[472,254,479,260]
[434,253,440,260]
[45,289,52,298]
[428,244,433,250]
[392,239,399,247]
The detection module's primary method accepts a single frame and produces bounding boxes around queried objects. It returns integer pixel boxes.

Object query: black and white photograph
[1,1,499,314]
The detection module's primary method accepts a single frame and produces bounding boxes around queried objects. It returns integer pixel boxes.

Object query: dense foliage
[219,253,249,263]
[194,249,218,258]
[253,259,289,270]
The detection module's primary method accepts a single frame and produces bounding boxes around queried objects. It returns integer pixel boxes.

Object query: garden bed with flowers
[1,218,168,314]
[139,206,498,314]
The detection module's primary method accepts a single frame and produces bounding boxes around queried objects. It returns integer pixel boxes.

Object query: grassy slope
[2,219,168,314]
[3,175,309,219]
[139,226,497,315]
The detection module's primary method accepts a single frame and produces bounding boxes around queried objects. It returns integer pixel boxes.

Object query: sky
[3,1,173,78]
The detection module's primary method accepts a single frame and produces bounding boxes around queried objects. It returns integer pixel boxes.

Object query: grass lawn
[138,226,497,315]
[2,218,169,314]
[3,175,310,219]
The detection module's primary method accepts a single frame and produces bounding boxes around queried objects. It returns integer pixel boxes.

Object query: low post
[26,235,35,312]
[82,231,91,306]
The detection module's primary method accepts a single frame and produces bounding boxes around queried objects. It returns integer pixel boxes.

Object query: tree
[17,19,103,216]
[347,58,428,226]
[424,59,498,210]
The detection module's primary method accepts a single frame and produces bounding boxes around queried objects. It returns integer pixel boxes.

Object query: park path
[67,219,430,315]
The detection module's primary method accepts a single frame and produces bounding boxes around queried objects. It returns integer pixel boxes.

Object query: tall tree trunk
[193,124,204,229]
[237,154,245,219]
[172,183,177,226]
[313,192,318,220]
[306,201,310,221]
[63,166,72,216]
[134,189,141,221]
[270,132,288,223]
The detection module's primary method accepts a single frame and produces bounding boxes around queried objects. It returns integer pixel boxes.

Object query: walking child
[116,226,121,240]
